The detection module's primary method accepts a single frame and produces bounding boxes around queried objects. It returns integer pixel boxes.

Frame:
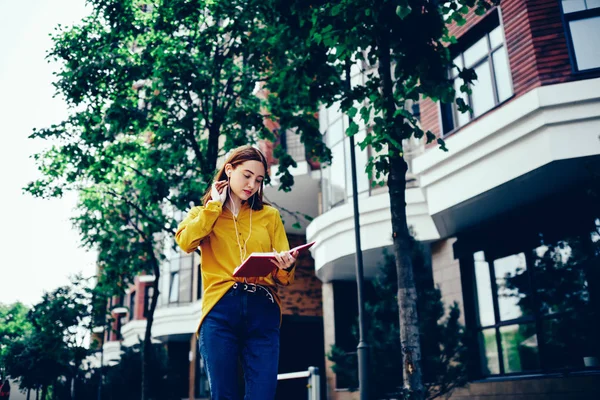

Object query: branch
[105,188,174,235]
[79,186,175,236]
[263,194,312,230]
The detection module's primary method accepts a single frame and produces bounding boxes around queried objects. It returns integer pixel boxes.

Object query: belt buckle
[244,283,257,293]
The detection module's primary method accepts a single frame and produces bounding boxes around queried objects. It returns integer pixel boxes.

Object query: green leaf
[347,106,358,119]
[426,131,437,144]
[346,121,359,137]
[361,106,371,124]
[437,138,449,152]
[396,5,412,20]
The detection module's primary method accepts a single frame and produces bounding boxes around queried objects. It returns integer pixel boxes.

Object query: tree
[26,1,330,399]
[0,302,32,373]
[3,278,93,399]
[262,1,497,397]
[102,342,180,400]
[329,238,467,399]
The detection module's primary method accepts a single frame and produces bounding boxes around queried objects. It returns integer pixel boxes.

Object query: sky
[0,0,97,307]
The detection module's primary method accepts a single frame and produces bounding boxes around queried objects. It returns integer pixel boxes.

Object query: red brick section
[420,97,441,137]
[130,277,152,321]
[526,0,572,86]
[277,233,323,317]
[447,4,490,38]
[420,0,575,140]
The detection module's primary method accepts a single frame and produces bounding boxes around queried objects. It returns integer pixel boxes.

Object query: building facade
[95,1,600,399]
[309,0,600,399]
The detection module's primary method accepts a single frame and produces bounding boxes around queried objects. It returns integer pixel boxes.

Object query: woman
[176,145,298,400]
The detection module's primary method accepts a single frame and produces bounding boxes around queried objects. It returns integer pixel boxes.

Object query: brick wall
[420,0,576,139]
[278,233,323,317]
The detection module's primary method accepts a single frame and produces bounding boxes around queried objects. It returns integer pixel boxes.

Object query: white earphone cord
[228,183,253,265]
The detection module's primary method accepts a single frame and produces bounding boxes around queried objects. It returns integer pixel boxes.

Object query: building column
[189,333,197,399]
[430,238,465,324]
[321,282,337,398]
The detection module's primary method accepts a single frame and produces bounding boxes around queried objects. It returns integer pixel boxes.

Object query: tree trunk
[26,388,31,400]
[141,245,161,400]
[377,28,425,399]
[41,385,47,400]
[206,125,221,178]
[389,155,425,399]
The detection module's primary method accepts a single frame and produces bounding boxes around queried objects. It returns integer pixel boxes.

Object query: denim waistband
[231,282,275,303]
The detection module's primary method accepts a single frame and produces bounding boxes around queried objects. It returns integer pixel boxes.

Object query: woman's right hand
[211,180,228,204]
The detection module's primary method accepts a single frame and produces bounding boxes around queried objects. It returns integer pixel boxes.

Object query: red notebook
[232,241,316,278]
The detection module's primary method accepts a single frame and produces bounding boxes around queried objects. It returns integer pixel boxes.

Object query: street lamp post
[345,63,369,400]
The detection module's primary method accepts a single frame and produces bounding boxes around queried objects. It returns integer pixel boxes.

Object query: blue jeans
[199,284,280,400]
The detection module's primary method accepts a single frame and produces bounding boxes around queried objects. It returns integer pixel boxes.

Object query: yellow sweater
[175,200,294,334]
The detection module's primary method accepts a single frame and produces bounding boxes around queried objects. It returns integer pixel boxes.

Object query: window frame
[560,1,600,74]
[440,12,514,136]
[464,241,599,378]
[472,250,543,376]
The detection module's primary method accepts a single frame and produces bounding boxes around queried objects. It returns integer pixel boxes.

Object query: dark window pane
[479,328,500,375]
[500,324,540,373]
[531,242,590,316]
[494,252,530,321]
[541,317,596,370]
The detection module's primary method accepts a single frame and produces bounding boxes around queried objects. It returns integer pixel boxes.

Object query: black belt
[232,282,275,303]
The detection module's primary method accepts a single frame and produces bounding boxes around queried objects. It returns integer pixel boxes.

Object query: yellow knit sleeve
[271,208,295,286]
[175,201,222,253]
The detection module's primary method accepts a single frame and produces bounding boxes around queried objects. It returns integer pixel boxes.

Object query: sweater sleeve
[175,201,222,253]
[271,209,296,286]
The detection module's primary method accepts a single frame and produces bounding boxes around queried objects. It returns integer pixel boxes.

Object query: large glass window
[473,251,540,376]
[469,219,600,376]
[561,1,600,72]
[441,23,513,134]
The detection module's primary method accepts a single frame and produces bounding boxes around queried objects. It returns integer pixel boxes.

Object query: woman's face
[226,160,265,202]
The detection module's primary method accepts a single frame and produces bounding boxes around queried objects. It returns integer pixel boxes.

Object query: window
[129,290,136,321]
[561,0,600,72]
[469,222,600,376]
[441,24,513,134]
[169,271,180,303]
[143,285,154,318]
[473,251,540,375]
[320,101,370,212]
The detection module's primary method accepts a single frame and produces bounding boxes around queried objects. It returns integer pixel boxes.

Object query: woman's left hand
[271,250,298,271]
